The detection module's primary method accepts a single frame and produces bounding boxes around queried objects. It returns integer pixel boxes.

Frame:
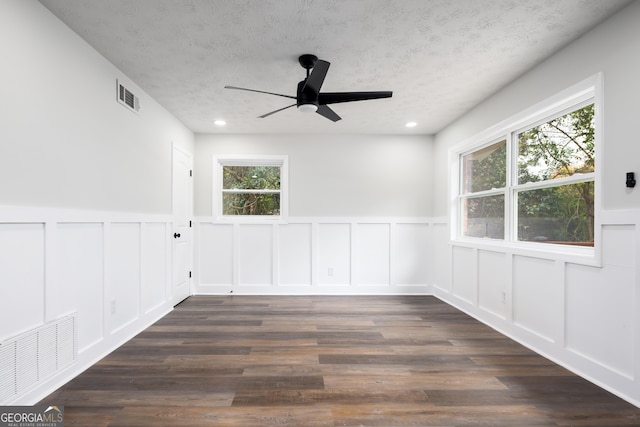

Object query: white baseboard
[196,283,432,296]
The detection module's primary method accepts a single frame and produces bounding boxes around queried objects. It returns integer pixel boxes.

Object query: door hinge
[189,220,192,227]
[189,271,192,278]
[189,169,192,177]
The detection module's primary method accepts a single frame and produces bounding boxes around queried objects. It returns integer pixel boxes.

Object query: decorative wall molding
[194,217,439,295]
[0,205,174,404]
[433,209,640,407]
[3,205,638,407]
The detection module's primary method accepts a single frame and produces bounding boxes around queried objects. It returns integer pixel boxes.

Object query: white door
[172,145,192,305]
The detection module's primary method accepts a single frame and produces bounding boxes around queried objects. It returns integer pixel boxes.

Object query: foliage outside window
[215,156,288,219]
[458,99,596,247]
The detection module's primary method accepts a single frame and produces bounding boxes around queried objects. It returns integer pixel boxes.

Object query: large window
[456,77,598,250]
[214,155,288,220]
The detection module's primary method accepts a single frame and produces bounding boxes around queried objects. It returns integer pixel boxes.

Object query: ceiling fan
[225,54,392,122]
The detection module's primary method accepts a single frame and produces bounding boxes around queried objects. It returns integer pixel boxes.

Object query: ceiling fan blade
[318,91,393,105]
[258,103,296,118]
[302,60,330,97]
[316,105,341,122]
[225,85,296,100]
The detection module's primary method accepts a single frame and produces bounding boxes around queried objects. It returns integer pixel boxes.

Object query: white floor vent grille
[0,313,77,404]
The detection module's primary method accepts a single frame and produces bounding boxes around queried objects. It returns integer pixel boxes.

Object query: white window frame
[213,154,288,222]
[450,74,602,266]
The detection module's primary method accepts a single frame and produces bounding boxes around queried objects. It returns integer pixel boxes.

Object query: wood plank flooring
[39,296,640,426]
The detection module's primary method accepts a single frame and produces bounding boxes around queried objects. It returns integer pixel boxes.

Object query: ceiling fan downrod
[298,53,318,78]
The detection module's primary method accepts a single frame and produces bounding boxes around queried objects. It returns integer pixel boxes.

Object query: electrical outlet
[328,267,334,277]
[111,300,117,315]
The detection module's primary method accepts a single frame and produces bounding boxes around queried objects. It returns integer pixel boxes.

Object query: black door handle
[174,233,181,238]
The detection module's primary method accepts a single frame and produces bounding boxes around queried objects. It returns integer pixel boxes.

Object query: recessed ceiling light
[214,120,226,126]
[405,122,417,128]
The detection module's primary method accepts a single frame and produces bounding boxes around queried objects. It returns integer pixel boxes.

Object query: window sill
[450,237,600,267]
[213,215,289,225]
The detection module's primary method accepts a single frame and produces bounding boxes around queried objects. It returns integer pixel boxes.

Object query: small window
[214,155,288,220]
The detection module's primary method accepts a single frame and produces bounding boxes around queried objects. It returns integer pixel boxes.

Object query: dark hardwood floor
[40,296,640,426]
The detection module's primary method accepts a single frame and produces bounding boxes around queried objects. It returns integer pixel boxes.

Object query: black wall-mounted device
[626,172,636,188]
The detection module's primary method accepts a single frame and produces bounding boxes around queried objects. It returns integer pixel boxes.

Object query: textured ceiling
[39,0,632,135]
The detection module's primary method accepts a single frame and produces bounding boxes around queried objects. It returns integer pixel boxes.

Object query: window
[460,139,507,240]
[214,155,288,220]
[455,76,599,251]
[516,104,595,245]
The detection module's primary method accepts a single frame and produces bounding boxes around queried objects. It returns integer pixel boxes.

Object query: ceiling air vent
[116,79,140,113]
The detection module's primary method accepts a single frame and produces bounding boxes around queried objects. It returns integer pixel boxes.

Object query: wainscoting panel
[141,223,169,314]
[392,223,430,285]
[0,206,174,405]
[0,223,45,343]
[194,218,434,295]
[278,223,312,286]
[477,250,508,320]
[318,223,352,287]
[197,223,234,287]
[451,245,476,304]
[512,256,560,343]
[565,262,635,378]
[238,224,273,286]
[108,223,141,333]
[355,223,390,286]
[432,222,451,292]
[54,223,104,352]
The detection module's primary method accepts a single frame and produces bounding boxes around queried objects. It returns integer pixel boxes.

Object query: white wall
[432,1,640,407]
[0,0,193,213]
[194,133,434,217]
[0,0,193,404]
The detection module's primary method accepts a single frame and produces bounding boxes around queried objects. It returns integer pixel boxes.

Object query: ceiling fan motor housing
[296,80,318,112]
